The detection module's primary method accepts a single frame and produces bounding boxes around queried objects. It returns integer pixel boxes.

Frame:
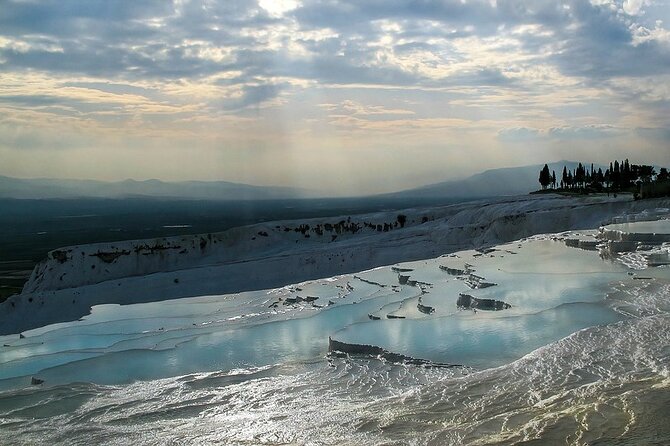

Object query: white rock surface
[2,193,669,334]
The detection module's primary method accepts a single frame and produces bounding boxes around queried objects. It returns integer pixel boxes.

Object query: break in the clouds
[0,0,669,195]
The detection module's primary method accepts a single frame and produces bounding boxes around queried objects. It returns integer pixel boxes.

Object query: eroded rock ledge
[328,338,458,367]
[457,293,511,311]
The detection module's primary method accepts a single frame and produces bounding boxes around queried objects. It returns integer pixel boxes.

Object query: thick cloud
[0,0,669,192]
[1,0,668,87]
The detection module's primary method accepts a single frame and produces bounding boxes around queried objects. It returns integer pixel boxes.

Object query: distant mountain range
[0,176,311,201]
[0,161,596,200]
[382,161,598,199]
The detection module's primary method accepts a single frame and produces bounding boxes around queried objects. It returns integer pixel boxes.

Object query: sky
[1,0,669,195]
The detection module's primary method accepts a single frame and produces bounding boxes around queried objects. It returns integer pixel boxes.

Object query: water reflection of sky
[335,303,622,368]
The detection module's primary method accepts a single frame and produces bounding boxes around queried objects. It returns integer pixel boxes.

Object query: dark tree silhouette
[536,160,667,198]
[622,159,631,187]
[637,165,656,183]
[538,164,551,190]
[612,160,621,189]
[551,170,557,189]
[575,163,585,189]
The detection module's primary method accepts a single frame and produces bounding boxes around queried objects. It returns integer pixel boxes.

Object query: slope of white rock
[2,193,669,334]
[598,218,670,267]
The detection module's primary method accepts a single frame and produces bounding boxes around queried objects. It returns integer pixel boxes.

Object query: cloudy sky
[1,0,669,195]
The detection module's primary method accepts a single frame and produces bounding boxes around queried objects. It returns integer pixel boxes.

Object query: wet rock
[463,274,497,289]
[30,377,44,385]
[439,265,465,275]
[417,303,435,314]
[328,338,457,367]
[284,295,318,305]
[391,267,414,273]
[457,293,511,311]
[565,238,598,251]
[355,276,386,287]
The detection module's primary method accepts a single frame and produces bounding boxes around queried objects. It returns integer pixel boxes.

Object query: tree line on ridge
[538,160,669,198]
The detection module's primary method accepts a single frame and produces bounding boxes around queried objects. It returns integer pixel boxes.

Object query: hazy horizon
[0,158,576,184]
[0,159,601,199]
[1,1,670,195]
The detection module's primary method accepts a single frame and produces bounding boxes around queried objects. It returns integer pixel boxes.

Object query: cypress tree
[575,163,585,189]
[538,164,551,190]
[613,160,620,189]
[551,170,556,189]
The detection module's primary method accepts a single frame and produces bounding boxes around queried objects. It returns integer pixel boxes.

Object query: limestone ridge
[3,195,670,334]
[20,195,669,295]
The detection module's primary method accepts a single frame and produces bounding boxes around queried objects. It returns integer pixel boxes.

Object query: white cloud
[622,0,650,15]
[631,20,670,45]
[258,0,301,17]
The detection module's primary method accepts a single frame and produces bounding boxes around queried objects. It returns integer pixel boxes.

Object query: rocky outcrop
[328,337,456,367]
[391,267,413,273]
[284,295,319,305]
[463,274,497,289]
[457,293,511,311]
[564,238,598,251]
[597,217,670,259]
[439,265,465,275]
[417,302,435,314]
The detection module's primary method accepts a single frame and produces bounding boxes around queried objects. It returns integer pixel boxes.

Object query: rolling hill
[0,176,312,200]
[384,161,599,199]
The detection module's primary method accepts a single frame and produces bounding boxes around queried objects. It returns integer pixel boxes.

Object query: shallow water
[1,231,669,445]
